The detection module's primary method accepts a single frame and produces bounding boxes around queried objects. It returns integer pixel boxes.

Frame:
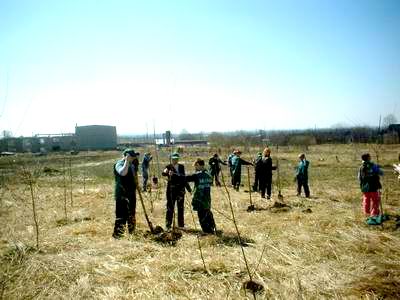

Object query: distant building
[0,137,23,153]
[75,125,117,150]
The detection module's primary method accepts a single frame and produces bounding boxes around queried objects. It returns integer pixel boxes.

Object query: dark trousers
[297,177,310,197]
[232,173,241,190]
[259,175,272,198]
[113,194,136,237]
[211,170,221,186]
[197,209,216,233]
[253,170,260,191]
[166,189,185,228]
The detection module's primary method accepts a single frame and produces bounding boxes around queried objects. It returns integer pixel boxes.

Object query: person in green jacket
[296,153,310,197]
[186,158,216,234]
[231,150,253,191]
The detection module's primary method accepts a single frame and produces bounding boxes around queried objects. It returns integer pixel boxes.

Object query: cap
[170,152,180,159]
[123,148,140,157]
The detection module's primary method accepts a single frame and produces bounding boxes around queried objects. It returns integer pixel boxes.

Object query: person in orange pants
[358,153,383,218]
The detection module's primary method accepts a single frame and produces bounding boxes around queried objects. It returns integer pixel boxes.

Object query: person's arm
[219,158,227,165]
[162,165,171,177]
[115,157,133,176]
[240,158,253,166]
[373,164,383,176]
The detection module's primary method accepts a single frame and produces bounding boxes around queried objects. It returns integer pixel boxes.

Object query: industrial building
[0,125,117,153]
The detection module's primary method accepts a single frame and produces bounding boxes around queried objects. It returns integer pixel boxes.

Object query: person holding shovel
[162,152,192,230]
[358,153,383,224]
[258,147,277,199]
[295,153,310,198]
[186,158,216,234]
[231,150,253,191]
[112,148,140,239]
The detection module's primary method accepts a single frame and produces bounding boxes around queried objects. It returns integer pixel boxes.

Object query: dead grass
[0,144,399,299]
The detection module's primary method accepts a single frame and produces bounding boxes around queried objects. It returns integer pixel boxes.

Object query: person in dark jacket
[162,152,192,230]
[258,147,277,199]
[296,153,310,197]
[208,153,227,187]
[186,158,216,234]
[252,152,263,192]
[141,152,153,191]
[112,148,140,239]
[358,153,383,217]
[231,150,253,191]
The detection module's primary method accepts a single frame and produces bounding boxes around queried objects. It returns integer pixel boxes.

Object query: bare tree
[382,114,398,128]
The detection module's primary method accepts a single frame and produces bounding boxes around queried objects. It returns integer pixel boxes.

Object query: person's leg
[259,178,266,198]
[113,197,128,238]
[177,192,185,227]
[266,175,272,198]
[370,192,380,216]
[362,192,371,216]
[165,189,175,229]
[304,180,310,198]
[253,171,259,192]
[215,171,221,187]
[127,194,137,234]
[297,178,302,196]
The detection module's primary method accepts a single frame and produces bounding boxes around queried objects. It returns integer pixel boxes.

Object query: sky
[0,0,399,137]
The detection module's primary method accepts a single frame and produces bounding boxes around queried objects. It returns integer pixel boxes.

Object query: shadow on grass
[182,228,255,247]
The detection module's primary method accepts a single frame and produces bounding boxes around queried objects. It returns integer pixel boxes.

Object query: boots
[128,216,136,234]
[112,219,125,239]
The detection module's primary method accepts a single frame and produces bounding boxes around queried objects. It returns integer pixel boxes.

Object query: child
[358,153,383,218]
[186,158,216,234]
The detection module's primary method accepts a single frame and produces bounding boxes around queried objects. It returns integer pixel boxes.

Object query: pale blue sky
[0,0,399,136]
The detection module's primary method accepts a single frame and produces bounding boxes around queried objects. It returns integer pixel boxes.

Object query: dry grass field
[0,144,399,299]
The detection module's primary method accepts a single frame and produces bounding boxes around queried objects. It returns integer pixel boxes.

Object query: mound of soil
[242,280,264,293]
[153,229,183,245]
[269,201,291,213]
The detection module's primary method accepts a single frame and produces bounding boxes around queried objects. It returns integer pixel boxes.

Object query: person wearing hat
[186,158,216,234]
[231,150,253,191]
[162,152,192,230]
[112,148,140,238]
[295,153,310,198]
[208,153,227,187]
[141,152,153,192]
[258,147,277,199]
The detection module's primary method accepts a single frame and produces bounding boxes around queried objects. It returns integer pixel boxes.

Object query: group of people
[112,147,384,238]
[111,147,312,239]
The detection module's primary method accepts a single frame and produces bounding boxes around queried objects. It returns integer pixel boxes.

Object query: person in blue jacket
[296,153,310,197]
[231,150,253,191]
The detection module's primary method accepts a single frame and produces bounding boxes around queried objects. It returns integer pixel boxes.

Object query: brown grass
[0,144,399,299]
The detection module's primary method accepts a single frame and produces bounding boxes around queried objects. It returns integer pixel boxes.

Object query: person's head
[263,147,271,157]
[170,152,180,164]
[193,158,205,171]
[361,153,371,162]
[145,152,151,157]
[213,153,218,158]
[123,148,139,159]
[234,149,242,156]
[298,153,305,160]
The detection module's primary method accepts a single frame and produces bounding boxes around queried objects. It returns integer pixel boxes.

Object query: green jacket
[186,170,213,211]
[296,159,309,180]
